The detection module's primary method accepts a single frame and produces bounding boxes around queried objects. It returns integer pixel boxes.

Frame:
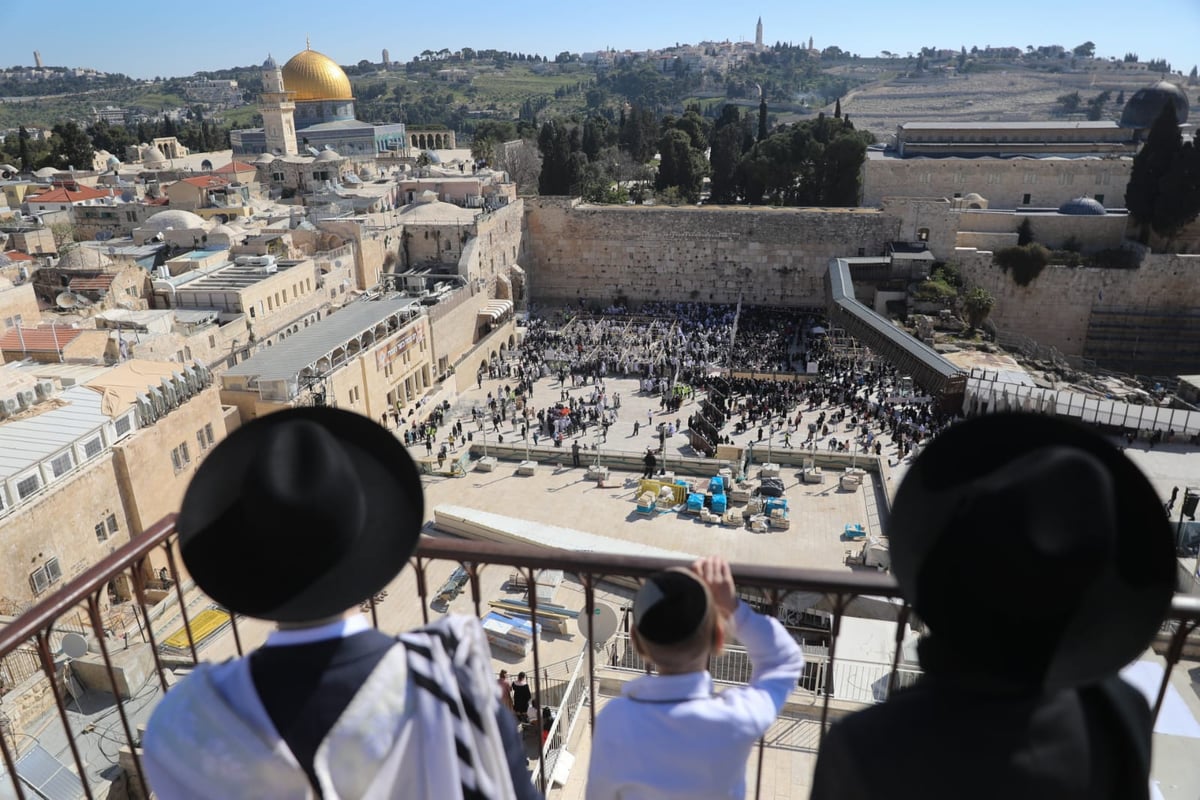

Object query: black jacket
[809,673,1151,800]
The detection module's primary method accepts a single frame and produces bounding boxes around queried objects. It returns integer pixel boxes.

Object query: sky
[1,0,1196,81]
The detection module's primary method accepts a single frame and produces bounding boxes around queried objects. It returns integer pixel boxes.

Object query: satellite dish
[575,603,619,645]
[94,230,113,241]
[55,291,79,309]
[61,633,89,659]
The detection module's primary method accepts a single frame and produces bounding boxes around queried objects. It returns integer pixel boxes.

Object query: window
[180,442,190,465]
[1094,194,1104,205]
[204,423,214,447]
[916,228,930,242]
[84,437,103,459]
[1058,173,1074,186]
[171,442,192,473]
[170,448,182,472]
[1022,193,1031,205]
[1023,173,1038,185]
[209,335,216,348]
[30,558,62,594]
[95,522,108,542]
[50,452,74,477]
[107,513,118,534]
[45,558,61,583]
[16,474,40,499]
[197,429,207,452]
[115,415,132,436]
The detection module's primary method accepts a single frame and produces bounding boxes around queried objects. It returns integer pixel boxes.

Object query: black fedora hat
[887,413,1175,690]
[178,407,424,622]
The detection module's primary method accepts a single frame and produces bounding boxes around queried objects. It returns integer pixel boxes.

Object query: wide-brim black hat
[888,413,1175,690]
[178,407,424,622]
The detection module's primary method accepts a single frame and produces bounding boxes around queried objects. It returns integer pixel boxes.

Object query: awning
[478,299,513,322]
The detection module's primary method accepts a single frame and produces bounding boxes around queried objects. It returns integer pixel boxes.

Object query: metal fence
[0,516,1197,799]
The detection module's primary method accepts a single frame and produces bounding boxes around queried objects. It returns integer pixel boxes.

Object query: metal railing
[0,515,1197,799]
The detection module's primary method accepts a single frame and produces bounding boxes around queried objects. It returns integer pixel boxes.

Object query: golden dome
[281,47,353,102]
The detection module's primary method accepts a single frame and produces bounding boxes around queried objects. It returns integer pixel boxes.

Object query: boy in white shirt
[586,557,804,800]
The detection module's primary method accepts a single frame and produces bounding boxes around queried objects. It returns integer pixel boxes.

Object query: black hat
[178,407,424,622]
[888,413,1175,690]
[633,568,710,645]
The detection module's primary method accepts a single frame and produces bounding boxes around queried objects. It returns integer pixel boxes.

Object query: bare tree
[494,139,543,195]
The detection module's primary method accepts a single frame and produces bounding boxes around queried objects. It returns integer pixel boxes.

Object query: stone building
[0,359,223,608]
[218,295,433,422]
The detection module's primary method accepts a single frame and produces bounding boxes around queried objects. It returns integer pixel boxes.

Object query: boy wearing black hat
[142,408,539,800]
[586,557,804,800]
[810,413,1176,800]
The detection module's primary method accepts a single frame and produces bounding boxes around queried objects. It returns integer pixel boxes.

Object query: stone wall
[862,156,1130,211]
[955,209,1128,251]
[956,249,1200,356]
[523,199,899,307]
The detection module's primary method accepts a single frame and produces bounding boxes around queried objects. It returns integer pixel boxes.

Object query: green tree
[470,119,518,162]
[655,128,706,203]
[17,125,32,173]
[1055,91,1082,114]
[1150,141,1200,241]
[48,121,94,170]
[1125,103,1182,243]
[1016,217,1035,246]
[962,287,996,330]
[757,96,768,142]
[1072,41,1096,58]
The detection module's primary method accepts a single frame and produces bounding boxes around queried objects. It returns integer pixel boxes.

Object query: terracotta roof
[69,274,116,292]
[214,161,257,175]
[3,250,33,262]
[26,185,119,204]
[178,176,230,189]
[0,325,84,353]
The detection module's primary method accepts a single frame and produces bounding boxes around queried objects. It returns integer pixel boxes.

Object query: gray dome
[58,246,113,270]
[314,148,341,162]
[263,54,278,69]
[143,209,210,230]
[1058,197,1107,216]
[1119,81,1189,129]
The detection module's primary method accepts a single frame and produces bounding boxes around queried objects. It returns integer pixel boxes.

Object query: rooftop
[222,296,422,382]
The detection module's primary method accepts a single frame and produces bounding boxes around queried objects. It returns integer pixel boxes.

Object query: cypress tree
[1125,103,1182,242]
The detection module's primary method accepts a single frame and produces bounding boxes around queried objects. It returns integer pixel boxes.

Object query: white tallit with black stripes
[396,615,519,800]
[142,615,520,800]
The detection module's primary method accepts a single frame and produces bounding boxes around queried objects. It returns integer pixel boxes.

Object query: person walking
[572,440,581,468]
[642,449,657,479]
[633,420,640,437]
[498,669,514,714]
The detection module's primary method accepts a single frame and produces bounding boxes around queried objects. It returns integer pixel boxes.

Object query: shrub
[994,243,1049,287]
[1087,248,1142,270]
[912,277,958,303]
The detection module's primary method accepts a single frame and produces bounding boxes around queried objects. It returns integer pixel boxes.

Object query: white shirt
[586,602,805,800]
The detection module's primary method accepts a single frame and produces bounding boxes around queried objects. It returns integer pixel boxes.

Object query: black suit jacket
[250,628,541,799]
[809,674,1152,800]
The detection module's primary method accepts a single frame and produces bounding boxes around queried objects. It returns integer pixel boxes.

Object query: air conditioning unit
[183,365,200,393]
[235,255,276,268]
[136,393,156,425]
[161,379,178,409]
[16,390,36,409]
[172,372,190,399]
[196,363,212,387]
[0,396,19,419]
[34,379,55,400]
[149,388,166,417]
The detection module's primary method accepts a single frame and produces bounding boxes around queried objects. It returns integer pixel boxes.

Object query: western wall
[521,197,1200,373]
[523,198,899,308]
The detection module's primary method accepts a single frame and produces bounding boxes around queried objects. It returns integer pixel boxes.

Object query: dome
[281,47,353,102]
[1058,197,1106,216]
[57,246,112,270]
[105,154,121,169]
[142,145,168,167]
[1119,81,1189,129]
[143,209,210,231]
[961,192,988,210]
[255,151,276,164]
[314,148,341,162]
[263,54,278,70]
[34,166,58,178]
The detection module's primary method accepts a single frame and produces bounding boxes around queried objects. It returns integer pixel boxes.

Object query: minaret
[259,54,298,156]
[755,17,763,49]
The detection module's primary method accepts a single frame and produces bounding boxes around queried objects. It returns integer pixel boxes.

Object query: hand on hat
[692,557,737,620]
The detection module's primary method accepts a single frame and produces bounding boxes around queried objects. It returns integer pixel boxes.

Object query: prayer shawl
[144,616,516,800]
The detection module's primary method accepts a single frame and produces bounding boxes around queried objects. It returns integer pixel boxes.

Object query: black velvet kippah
[633,570,709,645]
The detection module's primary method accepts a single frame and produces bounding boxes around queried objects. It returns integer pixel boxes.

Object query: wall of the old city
[862,156,1131,211]
[523,199,899,308]
[956,249,1200,355]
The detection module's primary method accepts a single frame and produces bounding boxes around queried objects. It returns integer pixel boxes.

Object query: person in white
[586,557,804,800]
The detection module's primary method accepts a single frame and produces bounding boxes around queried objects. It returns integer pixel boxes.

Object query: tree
[1190,65,1199,86]
[757,96,768,142]
[48,121,94,170]
[1150,141,1200,241]
[655,129,706,203]
[962,287,996,330]
[17,125,31,172]
[834,97,842,119]
[1016,217,1035,246]
[1055,91,1082,114]
[493,139,542,195]
[1072,41,1096,58]
[1125,103,1182,243]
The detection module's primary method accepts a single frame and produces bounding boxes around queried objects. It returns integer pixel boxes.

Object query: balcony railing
[0,514,1197,799]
